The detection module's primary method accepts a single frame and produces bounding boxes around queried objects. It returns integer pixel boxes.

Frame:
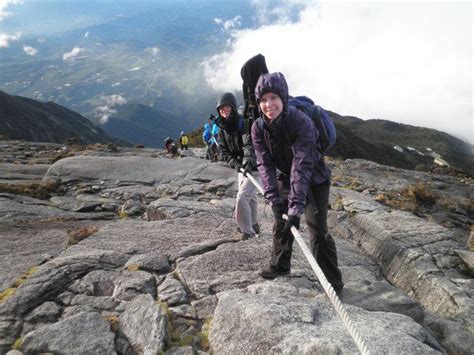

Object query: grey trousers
[235,171,259,236]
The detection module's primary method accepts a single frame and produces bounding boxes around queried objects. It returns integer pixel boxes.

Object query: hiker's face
[259,92,283,120]
[218,105,232,119]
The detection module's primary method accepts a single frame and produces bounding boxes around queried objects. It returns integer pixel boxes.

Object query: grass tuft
[67,226,99,246]
[0,180,58,200]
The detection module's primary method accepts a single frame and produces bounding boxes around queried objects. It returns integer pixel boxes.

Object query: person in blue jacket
[251,72,343,295]
[202,123,217,161]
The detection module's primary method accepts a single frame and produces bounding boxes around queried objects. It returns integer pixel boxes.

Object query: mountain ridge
[0,90,128,146]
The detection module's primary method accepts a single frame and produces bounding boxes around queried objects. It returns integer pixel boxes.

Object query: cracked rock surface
[0,143,472,354]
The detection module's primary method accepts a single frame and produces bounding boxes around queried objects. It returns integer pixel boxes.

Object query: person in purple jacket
[251,72,343,295]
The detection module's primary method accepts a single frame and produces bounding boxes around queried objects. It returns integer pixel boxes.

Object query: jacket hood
[216,93,237,113]
[255,72,289,114]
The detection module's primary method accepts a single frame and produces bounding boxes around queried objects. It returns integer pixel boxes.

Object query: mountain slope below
[97,103,186,148]
[0,90,126,145]
[328,112,473,175]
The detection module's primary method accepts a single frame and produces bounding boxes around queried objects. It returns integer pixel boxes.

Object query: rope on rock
[242,169,371,355]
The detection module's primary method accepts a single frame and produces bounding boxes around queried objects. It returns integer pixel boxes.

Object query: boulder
[21,312,116,354]
[119,294,168,354]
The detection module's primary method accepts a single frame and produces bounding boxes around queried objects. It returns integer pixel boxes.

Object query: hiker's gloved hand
[235,163,243,173]
[228,158,237,169]
[242,163,253,176]
[241,158,256,176]
[272,203,285,221]
[282,215,300,238]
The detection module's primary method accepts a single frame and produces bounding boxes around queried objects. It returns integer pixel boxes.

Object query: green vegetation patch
[0,266,39,303]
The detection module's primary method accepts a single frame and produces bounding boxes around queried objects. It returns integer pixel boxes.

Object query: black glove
[242,163,253,176]
[241,158,256,176]
[235,163,243,172]
[272,203,285,221]
[228,158,237,169]
[282,215,300,238]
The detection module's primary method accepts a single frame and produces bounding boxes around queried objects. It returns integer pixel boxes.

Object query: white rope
[242,169,371,355]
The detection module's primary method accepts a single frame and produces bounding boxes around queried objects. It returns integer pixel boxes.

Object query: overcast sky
[203,1,473,144]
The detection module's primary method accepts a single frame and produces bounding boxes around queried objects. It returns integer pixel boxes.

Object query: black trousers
[270,180,343,290]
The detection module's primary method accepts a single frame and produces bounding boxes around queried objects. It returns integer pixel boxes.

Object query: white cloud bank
[0,31,20,47]
[203,1,473,144]
[0,0,23,21]
[62,47,84,60]
[23,45,37,56]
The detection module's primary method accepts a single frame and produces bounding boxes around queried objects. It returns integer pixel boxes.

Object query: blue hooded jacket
[203,123,212,144]
[251,72,331,216]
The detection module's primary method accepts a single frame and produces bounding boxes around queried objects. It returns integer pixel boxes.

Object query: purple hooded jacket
[251,72,331,216]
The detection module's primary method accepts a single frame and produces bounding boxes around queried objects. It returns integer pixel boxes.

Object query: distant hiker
[202,123,217,161]
[251,72,344,295]
[211,123,221,160]
[164,136,178,157]
[179,131,189,150]
[214,92,260,240]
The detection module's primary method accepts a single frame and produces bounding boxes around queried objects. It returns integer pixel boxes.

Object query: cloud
[214,15,242,32]
[83,32,89,38]
[95,94,127,124]
[145,47,160,56]
[129,66,142,71]
[0,31,20,47]
[0,0,23,21]
[62,47,84,60]
[202,2,473,144]
[23,45,37,56]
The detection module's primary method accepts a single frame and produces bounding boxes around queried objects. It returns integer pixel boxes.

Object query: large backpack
[257,96,336,154]
[288,96,336,153]
[241,54,269,133]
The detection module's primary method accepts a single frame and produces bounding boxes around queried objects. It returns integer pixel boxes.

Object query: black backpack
[240,54,269,132]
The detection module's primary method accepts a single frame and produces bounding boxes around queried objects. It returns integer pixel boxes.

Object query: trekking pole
[241,168,371,355]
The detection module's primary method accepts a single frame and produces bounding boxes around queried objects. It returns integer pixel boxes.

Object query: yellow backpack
[181,135,188,145]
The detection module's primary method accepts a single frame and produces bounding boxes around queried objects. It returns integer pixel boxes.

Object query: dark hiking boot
[239,233,254,241]
[259,267,290,280]
[252,223,260,234]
